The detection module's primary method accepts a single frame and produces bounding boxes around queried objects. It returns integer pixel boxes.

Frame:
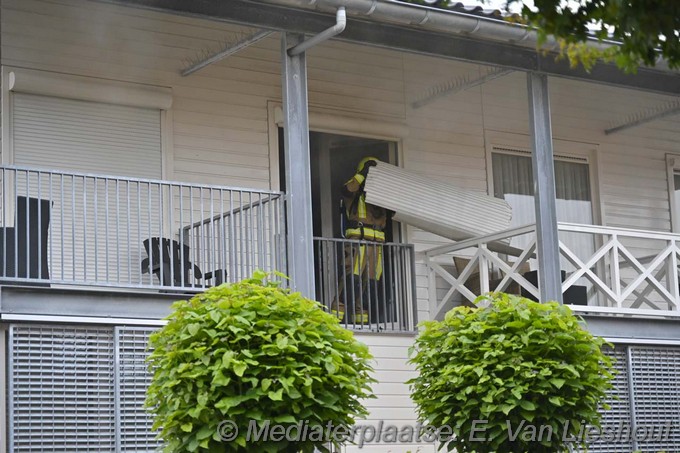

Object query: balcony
[0,165,285,292]
[315,237,418,332]
[426,222,680,319]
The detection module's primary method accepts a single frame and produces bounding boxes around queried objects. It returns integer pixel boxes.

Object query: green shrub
[408,293,614,453]
[146,272,375,452]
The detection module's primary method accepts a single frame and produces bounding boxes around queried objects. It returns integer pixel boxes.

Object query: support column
[281,33,315,298]
[527,72,563,303]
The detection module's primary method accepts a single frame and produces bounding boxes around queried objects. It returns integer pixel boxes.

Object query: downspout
[288,7,346,55]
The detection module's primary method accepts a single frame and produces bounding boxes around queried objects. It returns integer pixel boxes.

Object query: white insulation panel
[364,162,512,240]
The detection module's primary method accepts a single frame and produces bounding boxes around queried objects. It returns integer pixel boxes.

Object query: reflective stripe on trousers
[351,244,383,281]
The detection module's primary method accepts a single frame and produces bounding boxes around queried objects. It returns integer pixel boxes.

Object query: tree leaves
[145,273,376,452]
[408,293,614,453]
[402,0,680,72]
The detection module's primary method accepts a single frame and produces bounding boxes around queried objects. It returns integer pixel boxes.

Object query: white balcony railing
[0,165,286,291]
[426,222,680,319]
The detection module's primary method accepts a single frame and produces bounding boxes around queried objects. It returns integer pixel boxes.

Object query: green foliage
[510,0,680,72]
[408,293,614,453]
[146,271,376,453]
[400,0,679,72]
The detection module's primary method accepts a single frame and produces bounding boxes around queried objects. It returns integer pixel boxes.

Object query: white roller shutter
[13,93,161,177]
[10,94,162,285]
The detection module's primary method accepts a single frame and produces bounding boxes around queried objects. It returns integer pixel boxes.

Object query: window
[491,148,596,298]
[491,150,593,228]
[668,155,680,233]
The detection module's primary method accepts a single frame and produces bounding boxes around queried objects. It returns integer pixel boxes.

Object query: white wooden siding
[3,0,680,438]
[350,333,436,452]
[2,0,680,317]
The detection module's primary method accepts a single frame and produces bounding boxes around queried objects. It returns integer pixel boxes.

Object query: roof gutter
[256,0,658,66]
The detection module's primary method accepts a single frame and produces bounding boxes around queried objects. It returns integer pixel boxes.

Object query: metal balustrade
[426,222,680,318]
[0,165,286,291]
[314,237,418,332]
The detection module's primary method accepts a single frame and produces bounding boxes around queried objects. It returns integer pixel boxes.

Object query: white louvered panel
[10,324,116,452]
[115,327,162,452]
[364,162,512,240]
[586,346,634,453]
[630,346,680,451]
[12,93,163,286]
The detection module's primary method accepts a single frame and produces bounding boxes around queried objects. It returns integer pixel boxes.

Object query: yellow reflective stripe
[353,245,365,276]
[357,194,367,219]
[344,228,385,242]
[376,246,383,280]
[353,173,365,184]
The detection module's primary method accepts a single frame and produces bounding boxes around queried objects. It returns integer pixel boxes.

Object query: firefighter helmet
[356,156,379,173]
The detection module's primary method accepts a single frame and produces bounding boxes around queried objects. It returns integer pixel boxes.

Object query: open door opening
[279,129,412,331]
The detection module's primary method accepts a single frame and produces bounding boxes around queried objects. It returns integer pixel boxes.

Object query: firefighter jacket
[342,169,387,242]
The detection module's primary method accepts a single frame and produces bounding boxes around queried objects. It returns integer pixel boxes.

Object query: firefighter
[334,156,390,325]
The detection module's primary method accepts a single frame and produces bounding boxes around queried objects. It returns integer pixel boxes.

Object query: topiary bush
[408,293,614,453]
[145,272,375,453]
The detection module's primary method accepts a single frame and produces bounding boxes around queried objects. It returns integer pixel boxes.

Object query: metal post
[281,33,315,298]
[527,72,563,303]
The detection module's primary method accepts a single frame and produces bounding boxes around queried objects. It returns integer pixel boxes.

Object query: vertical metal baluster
[387,245,396,331]
[258,194,265,273]
[267,195,274,274]
[179,185,184,288]
[159,183,164,288]
[105,179,110,282]
[83,176,87,281]
[249,192,255,276]
[49,172,53,283]
[350,241,358,330]
[71,174,76,281]
[238,190,244,281]
[334,241,341,324]
[25,171,31,280]
[315,239,322,306]
[60,174,65,280]
[219,189,226,284]
[380,243,388,332]
[208,188,215,289]
[116,179,121,284]
[200,187,206,289]
[246,192,252,277]
[13,171,18,279]
[341,240,349,329]
[94,177,98,282]
[127,180,131,285]
[229,190,236,283]
[147,183,152,281]
[37,172,42,279]
[169,184,175,288]
[409,245,418,331]
[189,186,194,288]
[137,182,141,284]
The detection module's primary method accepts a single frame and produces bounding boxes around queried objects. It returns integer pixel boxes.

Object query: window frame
[665,154,680,233]
[484,130,602,228]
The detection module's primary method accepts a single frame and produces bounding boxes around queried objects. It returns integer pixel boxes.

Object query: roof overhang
[99,0,680,95]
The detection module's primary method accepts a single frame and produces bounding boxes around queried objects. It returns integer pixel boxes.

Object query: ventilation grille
[630,346,680,451]
[115,327,162,452]
[587,346,634,452]
[10,325,116,452]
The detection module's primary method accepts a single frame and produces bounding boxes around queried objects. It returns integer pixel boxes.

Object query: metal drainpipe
[288,7,347,56]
